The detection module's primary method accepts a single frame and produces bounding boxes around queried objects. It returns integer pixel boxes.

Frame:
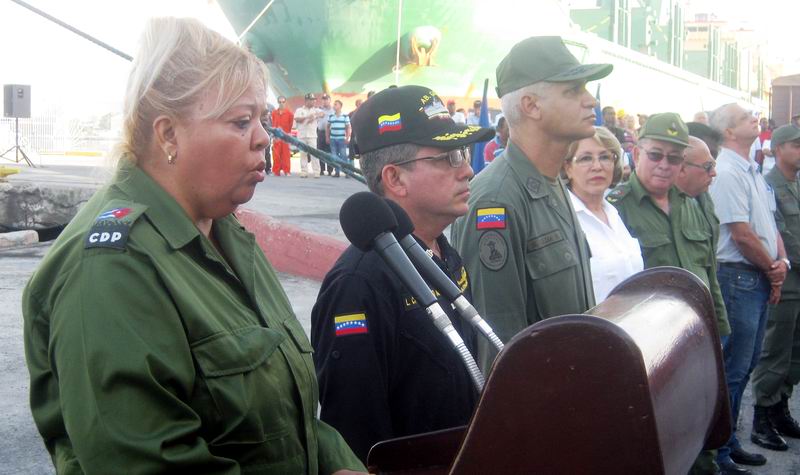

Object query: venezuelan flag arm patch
[334,313,369,337]
[476,207,506,230]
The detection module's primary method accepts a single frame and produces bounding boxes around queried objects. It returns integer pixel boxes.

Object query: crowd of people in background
[260,86,800,475]
[24,17,800,474]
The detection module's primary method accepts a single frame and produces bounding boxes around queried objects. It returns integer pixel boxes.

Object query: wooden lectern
[367,267,731,475]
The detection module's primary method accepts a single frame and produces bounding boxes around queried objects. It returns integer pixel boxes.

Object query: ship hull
[219,0,765,116]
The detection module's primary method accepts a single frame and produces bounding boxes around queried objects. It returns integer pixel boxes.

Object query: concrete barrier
[0,230,38,249]
[236,208,347,281]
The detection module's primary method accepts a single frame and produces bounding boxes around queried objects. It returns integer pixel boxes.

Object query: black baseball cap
[352,85,494,154]
[304,93,316,100]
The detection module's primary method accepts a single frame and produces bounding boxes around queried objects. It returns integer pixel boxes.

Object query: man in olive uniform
[678,135,720,247]
[674,133,728,475]
[312,85,494,462]
[607,114,729,337]
[452,36,610,372]
[750,124,800,451]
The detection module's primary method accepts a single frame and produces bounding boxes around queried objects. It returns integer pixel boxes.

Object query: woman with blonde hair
[564,126,643,302]
[22,17,365,474]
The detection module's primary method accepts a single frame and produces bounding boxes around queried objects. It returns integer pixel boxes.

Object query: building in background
[569,0,769,106]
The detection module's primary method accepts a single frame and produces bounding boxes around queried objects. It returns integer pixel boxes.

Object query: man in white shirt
[294,93,325,178]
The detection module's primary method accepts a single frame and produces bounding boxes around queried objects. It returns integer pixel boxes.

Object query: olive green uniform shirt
[607,173,730,336]
[452,141,595,372]
[23,161,363,474]
[765,167,800,300]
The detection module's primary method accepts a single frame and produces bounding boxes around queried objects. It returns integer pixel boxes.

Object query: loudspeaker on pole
[3,85,31,119]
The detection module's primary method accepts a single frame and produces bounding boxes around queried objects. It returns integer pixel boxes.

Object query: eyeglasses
[278,100,286,104]
[683,161,715,174]
[394,147,471,169]
[573,152,616,168]
[640,148,683,165]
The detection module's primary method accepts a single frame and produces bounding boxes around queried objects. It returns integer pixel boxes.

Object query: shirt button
[332,350,341,359]
[564,252,573,261]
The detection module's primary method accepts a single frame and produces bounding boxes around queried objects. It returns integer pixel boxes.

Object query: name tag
[527,230,564,252]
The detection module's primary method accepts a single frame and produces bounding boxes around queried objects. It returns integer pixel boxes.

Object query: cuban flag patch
[377,113,402,134]
[334,313,369,337]
[97,207,132,220]
[476,207,506,230]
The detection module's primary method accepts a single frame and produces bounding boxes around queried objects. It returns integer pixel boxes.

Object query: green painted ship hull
[218,0,765,116]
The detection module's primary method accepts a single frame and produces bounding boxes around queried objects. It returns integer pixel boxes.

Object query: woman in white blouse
[564,127,644,302]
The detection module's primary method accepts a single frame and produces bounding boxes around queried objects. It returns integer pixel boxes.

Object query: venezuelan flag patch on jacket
[476,207,506,230]
[334,313,368,336]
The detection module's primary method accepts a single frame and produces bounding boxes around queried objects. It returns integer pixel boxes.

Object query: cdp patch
[84,223,129,250]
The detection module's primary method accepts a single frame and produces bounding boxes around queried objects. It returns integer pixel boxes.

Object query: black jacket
[311,234,478,462]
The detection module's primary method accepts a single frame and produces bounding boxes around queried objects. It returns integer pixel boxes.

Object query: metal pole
[394,0,403,85]
[9,0,132,61]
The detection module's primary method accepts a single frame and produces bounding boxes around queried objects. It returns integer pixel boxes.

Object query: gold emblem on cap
[667,121,679,136]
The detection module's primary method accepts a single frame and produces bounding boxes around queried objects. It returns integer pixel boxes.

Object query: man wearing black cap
[452,36,608,371]
[311,85,494,463]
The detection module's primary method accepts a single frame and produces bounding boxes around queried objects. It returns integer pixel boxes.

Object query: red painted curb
[236,208,347,281]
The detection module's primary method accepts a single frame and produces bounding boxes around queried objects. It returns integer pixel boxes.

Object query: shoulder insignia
[478,231,508,271]
[476,207,506,230]
[334,313,368,336]
[605,185,630,204]
[84,201,147,250]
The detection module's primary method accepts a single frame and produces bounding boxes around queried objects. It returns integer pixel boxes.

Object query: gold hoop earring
[167,153,176,165]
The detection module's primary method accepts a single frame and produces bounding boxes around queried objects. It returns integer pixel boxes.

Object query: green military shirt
[23,159,363,474]
[697,192,720,250]
[607,172,730,336]
[765,166,800,300]
[452,141,595,372]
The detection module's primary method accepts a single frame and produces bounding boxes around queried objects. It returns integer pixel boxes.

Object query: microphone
[384,199,504,352]
[340,192,485,391]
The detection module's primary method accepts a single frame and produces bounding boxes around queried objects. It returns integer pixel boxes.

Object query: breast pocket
[191,325,289,446]
[525,238,578,280]
[681,227,712,267]
[636,233,672,266]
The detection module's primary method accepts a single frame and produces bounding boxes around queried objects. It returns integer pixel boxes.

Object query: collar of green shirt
[113,159,202,250]
[503,140,552,199]
[627,171,686,205]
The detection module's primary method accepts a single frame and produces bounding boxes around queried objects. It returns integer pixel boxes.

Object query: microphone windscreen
[339,191,398,251]
[384,199,415,238]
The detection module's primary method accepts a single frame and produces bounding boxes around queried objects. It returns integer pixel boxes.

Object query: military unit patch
[478,231,508,271]
[334,313,369,336]
[476,207,506,230]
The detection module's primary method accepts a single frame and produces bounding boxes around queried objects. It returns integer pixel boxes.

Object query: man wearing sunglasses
[709,103,789,474]
[310,85,494,463]
[607,112,730,349]
[673,134,732,475]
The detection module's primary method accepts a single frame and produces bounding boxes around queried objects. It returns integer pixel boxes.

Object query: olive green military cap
[638,112,689,147]
[771,124,800,147]
[495,36,613,98]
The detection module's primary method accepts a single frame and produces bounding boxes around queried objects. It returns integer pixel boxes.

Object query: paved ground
[1,158,799,473]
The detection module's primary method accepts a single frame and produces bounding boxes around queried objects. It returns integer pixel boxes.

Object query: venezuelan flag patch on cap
[334,313,369,337]
[476,207,506,230]
[377,113,402,134]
